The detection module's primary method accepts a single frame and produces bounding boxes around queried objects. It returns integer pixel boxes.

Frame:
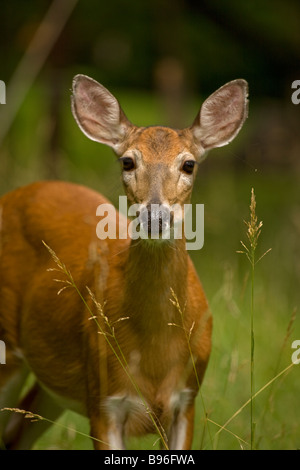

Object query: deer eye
[182,160,195,174]
[120,157,135,171]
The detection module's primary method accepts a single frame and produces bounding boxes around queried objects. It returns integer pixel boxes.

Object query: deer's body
[0,76,248,449]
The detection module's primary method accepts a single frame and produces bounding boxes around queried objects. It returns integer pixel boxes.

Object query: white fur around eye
[180,173,193,186]
[122,171,135,186]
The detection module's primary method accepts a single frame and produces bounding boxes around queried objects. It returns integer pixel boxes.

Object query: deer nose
[139,203,173,237]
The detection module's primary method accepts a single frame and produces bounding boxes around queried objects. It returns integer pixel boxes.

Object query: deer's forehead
[127,127,192,162]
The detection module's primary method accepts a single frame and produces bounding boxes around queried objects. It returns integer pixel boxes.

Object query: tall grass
[237,188,271,448]
[193,170,299,451]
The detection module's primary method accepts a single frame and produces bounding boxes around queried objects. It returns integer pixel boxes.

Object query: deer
[0,75,248,450]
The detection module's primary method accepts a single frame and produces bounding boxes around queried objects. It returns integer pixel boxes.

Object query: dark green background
[0,0,299,450]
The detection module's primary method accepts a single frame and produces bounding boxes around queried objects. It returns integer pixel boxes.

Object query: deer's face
[71,75,248,240]
[118,126,200,238]
[120,127,198,206]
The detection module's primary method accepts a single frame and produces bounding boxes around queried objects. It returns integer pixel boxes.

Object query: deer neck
[124,237,188,328]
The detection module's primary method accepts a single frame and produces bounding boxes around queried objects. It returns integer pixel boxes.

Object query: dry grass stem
[237,188,272,266]
[1,407,111,447]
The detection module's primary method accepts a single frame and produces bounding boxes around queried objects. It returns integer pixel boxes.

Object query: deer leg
[89,396,128,450]
[168,398,195,450]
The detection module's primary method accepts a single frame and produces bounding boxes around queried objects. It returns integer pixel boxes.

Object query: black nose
[139,204,173,236]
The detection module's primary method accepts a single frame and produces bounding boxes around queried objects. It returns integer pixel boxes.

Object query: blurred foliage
[1,0,300,186]
[0,0,300,450]
[1,0,300,94]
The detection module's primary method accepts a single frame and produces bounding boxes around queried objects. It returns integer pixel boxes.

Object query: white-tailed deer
[0,75,248,450]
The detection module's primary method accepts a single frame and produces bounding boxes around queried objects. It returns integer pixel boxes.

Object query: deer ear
[191,79,248,151]
[71,74,133,155]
